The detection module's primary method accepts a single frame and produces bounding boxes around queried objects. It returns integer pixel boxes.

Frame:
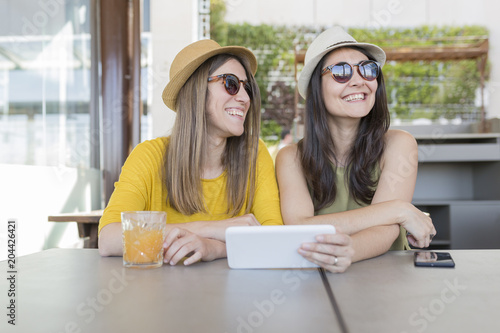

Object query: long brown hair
[164,54,261,216]
[298,46,390,211]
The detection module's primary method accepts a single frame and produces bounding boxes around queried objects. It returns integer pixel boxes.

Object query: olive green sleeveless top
[315,166,409,251]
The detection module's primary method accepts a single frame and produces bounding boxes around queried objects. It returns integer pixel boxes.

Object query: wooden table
[47,210,103,248]
[0,249,340,333]
[1,249,499,332]
[326,250,500,332]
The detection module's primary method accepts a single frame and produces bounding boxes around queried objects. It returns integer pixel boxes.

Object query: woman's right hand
[397,202,436,248]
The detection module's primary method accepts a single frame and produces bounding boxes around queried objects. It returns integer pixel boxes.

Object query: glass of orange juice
[121,211,167,268]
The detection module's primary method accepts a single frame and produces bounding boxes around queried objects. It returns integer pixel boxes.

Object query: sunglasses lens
[359,61,379,81]
[331,63,352,83]
[224,75,240,95]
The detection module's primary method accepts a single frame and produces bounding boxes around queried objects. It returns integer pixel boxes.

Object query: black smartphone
[414,251,455,268]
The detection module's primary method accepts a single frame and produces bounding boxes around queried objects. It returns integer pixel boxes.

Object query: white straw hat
[298,26,386,99]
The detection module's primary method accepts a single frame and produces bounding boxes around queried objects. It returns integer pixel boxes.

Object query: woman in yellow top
[276,26,436,273]
[99,39,283,265]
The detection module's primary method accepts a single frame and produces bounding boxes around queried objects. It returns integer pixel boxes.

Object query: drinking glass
[122,211,167,269]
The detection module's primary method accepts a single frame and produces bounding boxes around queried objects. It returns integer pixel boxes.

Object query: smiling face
[206,58,251,141]
[321,48,378,123]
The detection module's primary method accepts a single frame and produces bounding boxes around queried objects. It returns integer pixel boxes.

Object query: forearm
[167,221,227,241]
[98,222,123,256]
[170,214,260,241]
[287,200,407,235]
[350,225,400,262]
[166,221,215,238]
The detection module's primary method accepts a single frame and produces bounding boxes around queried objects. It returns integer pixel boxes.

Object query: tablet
[225,225,336,269]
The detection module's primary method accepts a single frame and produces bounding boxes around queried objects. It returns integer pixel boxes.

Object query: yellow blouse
[99,137,283,234]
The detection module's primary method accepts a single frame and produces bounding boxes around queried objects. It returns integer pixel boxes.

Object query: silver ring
[333,256,338,265]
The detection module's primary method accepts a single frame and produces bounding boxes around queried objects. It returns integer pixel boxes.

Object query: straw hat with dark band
[298,26,386,99]
[162,39,258,111]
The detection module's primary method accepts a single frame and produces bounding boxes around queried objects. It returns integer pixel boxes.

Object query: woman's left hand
[298,231,354,273]
[163,227,226,266]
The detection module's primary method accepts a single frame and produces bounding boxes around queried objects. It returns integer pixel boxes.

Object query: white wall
[224,0,500,118]
[150,0,199,138]
[0,165,101,260]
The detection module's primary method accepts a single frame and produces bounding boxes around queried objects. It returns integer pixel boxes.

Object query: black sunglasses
[321,60,380,83]
[207,73,252,98]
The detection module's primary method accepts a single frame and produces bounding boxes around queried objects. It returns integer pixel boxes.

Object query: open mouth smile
[343,93,365,102]
[226,109,245,118]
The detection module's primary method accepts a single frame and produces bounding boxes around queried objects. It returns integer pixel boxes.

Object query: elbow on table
[98,239,112,257]
[97,235,123,257]
[97,222,123,257]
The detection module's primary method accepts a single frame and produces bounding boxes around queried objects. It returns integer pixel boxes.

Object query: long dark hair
[164,54,261,216]
[298,46,390,211]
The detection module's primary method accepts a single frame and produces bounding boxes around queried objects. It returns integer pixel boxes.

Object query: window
[0,0,92,168]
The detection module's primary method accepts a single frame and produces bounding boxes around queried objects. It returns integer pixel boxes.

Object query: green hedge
[210,1,489,142]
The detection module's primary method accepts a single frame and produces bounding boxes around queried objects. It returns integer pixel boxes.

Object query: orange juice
[123,228,164,264]
[122,211,166,268]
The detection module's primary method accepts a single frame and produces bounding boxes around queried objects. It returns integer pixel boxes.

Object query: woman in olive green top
[276,26,436,273]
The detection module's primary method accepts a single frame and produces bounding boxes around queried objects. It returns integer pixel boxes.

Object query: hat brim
[298,42,386,99]
[162,45,257,111]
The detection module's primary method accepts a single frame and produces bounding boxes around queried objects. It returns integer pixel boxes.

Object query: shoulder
[257,138,268,151]
[384,129,417,151]
[381,129,418,167]
[275,143,300,169]
[256,138,272,159]
[134,137,168,151]
[254,139,274,169]
[127,137,168,162]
